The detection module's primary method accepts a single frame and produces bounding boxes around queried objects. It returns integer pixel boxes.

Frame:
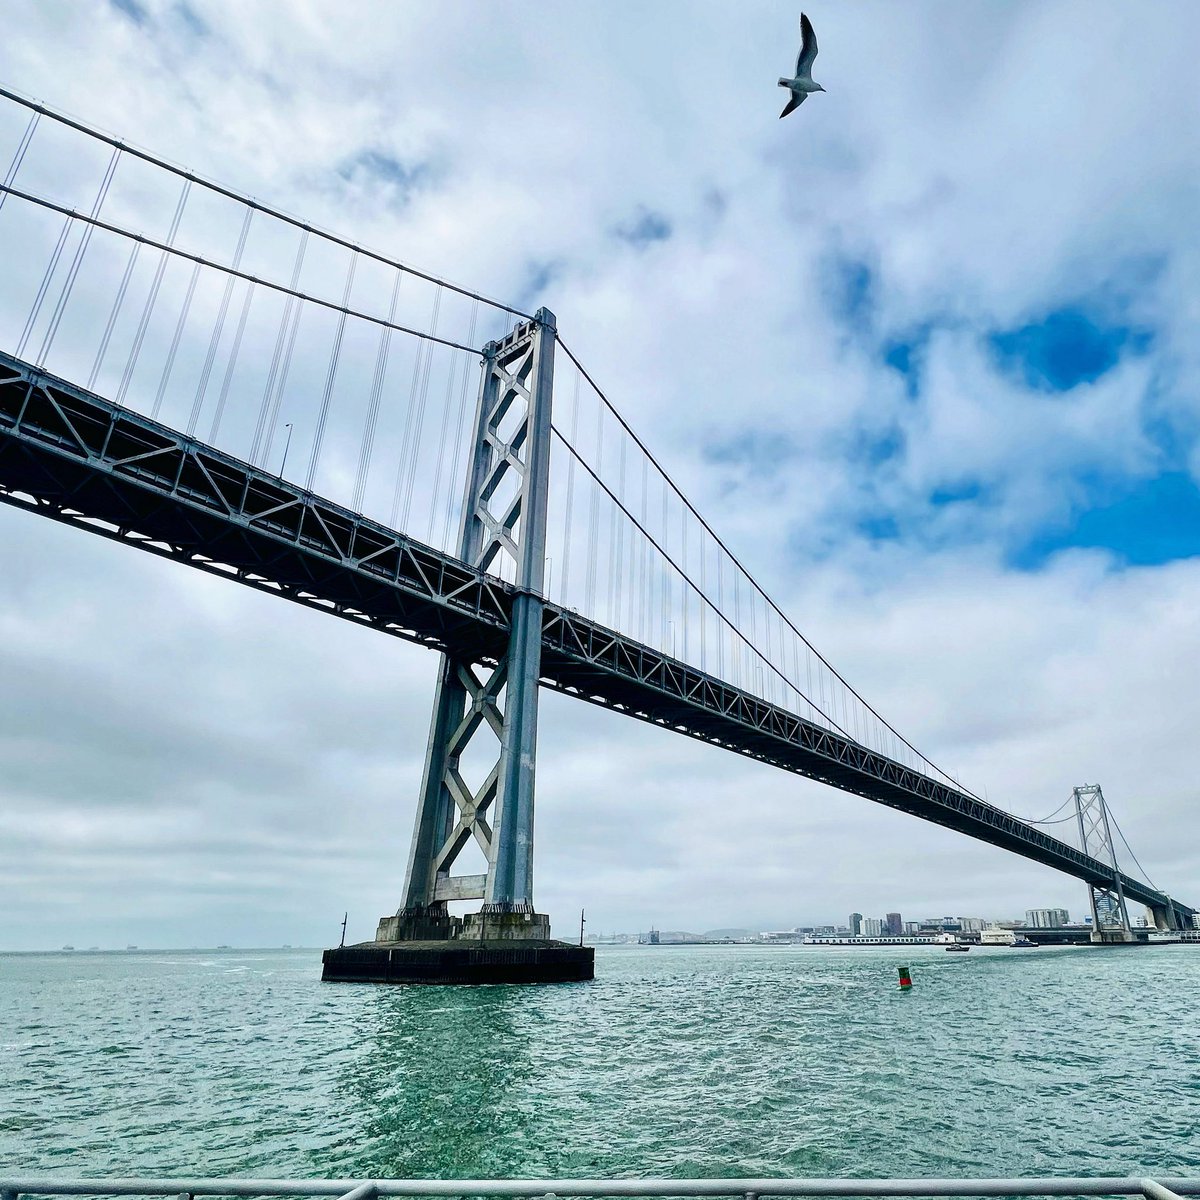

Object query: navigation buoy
[898,965,913,990]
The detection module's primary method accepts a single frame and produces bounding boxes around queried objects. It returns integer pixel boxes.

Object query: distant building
[849,912,863,936]
[1193,914,1200,930]
[885,912,903,936]
[862,917,884,937]
[957,917,986,932]
[921,918,962,933]
[903,921,922,935]
[1094,895,1122,926]
[1025,908,1070,929]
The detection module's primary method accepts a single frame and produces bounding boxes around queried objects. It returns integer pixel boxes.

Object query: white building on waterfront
[980,925,1018,945]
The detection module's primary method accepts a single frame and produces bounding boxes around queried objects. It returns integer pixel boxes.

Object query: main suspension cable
[1107,806,1160,892]
[551,422,851,741]
[0,85,532,322]
[555,333,980,799]
[0,185,483,356]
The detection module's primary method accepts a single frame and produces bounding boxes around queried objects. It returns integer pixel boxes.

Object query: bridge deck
[0,351,1189,924]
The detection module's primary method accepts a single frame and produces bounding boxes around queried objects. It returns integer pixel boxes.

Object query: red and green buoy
[898,965,913,990]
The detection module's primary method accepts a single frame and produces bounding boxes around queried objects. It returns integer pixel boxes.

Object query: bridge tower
[1072,784,1135,943]
[363,307,582,957]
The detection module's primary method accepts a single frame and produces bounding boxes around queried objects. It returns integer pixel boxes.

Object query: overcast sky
[1,1,1198,950]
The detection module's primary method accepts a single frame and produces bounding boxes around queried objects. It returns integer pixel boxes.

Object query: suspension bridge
[0,89,1191,980]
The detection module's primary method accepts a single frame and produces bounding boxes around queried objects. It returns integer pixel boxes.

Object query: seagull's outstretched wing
[795,12,818,77]
[779,92,807,119]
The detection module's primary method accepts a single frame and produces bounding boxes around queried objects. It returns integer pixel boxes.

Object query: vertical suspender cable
[584,403,602,617]
[117,178,193,404]
[729,576,739,691]
[0,111,39,220]
[352,266,403,513]
[559,369,581,606]
[441,299,480,550]
[305,250,358,490]
[426,350,460,543]
[263,289,306,468]
[661,476,670,653]
[716,549,725,682]
[250,228,309,465]
[16,210,73,359]
[612,435,627,630]
[399,325,438,537]
[427,302,481,545]
[391,288,442,530]
[208,278,256,444]
[639,455,649,644]
[89,238,140,391]
[187,207,255,435]
[36,146,121,365]
[763,593,773,700]
[681,503,689,662]
[151,259,200,420]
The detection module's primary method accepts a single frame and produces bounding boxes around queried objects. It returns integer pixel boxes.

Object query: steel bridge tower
[1072,784,1136,943]
[374,308,565,948]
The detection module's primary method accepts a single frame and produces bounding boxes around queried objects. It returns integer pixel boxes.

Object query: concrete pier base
[1090,930,1138,944]
[322,938,594,984]
[322,906,594,985]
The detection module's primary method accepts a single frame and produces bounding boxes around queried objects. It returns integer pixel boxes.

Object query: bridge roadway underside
[0,352,1191,928]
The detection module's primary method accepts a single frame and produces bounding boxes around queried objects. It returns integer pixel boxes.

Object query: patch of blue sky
[616,209,671,248]
[108,0,148,23]
[881,324,931,400]
[856,512,900,542]
[989,305,1153,393]
[825,252,874,331]
[848,424,904,468]
[339,149,427,200]
[175,2,208,37]
[929,479,984,506]
[852,479,991,549]
[1012,472,1200,569]
[511,259,561,314]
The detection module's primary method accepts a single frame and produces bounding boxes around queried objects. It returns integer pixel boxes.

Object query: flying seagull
[778,12,824,118]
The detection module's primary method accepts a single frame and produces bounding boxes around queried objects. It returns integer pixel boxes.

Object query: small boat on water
[945,943,970,952]
[1009,936,1037,948]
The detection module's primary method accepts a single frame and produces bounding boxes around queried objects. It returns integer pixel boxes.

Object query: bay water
[2,944,1199,1180]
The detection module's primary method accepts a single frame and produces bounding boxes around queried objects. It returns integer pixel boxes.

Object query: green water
[2,944,1199,1180]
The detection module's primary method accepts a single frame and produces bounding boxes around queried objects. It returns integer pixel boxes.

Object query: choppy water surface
[3,944,1200,1179]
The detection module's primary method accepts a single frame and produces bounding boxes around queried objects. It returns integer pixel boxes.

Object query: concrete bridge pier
[1089,927,1138,944]
[324,308,592,986]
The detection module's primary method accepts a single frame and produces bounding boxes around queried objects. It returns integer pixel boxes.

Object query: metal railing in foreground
[1,1179,1198,1200]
